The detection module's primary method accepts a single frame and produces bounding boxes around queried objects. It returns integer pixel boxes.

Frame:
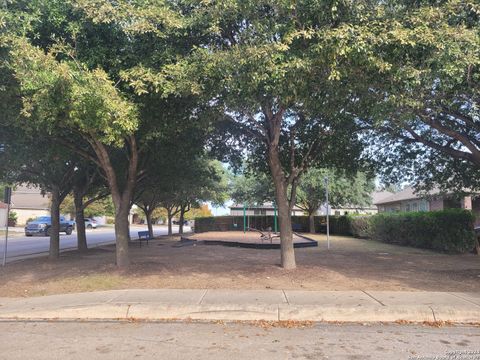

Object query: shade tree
[0,126,77,259]
[124,1,374,269]
[353,1,480,192]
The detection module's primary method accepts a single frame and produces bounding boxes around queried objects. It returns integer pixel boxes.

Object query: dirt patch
[0,233,479,297]
[189,231,311,245]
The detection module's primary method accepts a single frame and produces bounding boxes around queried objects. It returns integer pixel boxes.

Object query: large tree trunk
[49,188,61,260]
[178,205,185,235]
[73,188,88,252]
[88,136,138,268]
[145,208,154,239]
[114,203,131,267]
[308,212,315,234]
[268,147,296,270]
[167,209,173,236]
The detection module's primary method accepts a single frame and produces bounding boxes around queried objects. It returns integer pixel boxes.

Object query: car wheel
[87,224,93,229]
[65,226,73,235]
[26,234,32,237]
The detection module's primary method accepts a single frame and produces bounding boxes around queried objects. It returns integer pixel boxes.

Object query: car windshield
[36,216,50,221]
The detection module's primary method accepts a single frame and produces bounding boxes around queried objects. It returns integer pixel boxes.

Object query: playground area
[184,231,318,249]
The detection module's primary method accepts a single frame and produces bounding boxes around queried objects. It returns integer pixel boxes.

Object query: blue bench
[137,231,152,247]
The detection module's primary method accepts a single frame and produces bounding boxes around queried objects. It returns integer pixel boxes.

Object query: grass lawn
[0,230,22,238]
[0,233,479,298]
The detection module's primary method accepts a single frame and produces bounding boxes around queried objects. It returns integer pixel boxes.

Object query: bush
[348,216,371,238]
[8,211,17,222]
[368,209,475,253]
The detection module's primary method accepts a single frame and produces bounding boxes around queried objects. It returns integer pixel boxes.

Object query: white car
[84,218,98,229]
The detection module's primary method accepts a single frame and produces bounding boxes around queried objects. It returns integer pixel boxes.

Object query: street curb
[0,304,478,324]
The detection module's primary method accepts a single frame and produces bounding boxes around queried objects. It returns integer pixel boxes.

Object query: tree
[296,169,374,233]
[230,172,274,207]
[0,127,76,259]
[1,0,193,267]
[5,37,138,266]
[70,165,109,252]
[125,1,372,269]
[355,1,480,192]
[183,205,212,220]
[133,183,162,239]
[174,160,228,234]
[135,157,228,236]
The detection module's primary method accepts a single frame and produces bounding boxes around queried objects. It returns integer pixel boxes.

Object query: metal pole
[2,202,10,267]
[243,203,246,233]
[273,203,278,233]
[325,176,330,250]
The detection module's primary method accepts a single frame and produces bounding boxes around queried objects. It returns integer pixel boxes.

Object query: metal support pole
[325,176,330,250]
[273,203,278,233]
[2,202,10,267]
[243,203,246,233]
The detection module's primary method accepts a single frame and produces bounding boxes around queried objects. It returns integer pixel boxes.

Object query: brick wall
[429,198,444,211]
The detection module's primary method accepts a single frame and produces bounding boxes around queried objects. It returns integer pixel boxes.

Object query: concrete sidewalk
[0,289,479,323]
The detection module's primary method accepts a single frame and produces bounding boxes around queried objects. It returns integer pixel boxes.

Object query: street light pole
[3,187,12,267]
[324,176,330,250]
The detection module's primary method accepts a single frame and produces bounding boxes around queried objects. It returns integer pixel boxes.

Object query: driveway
[1,225,188,262]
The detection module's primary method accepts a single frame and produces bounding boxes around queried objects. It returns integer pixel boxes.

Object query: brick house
[374,186,479,224]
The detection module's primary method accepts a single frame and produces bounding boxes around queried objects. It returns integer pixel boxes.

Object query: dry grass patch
[0,233,479,297]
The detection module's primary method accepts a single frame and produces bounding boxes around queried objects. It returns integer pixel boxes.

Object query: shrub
[368,209,475,253]
[348,216,372,238]
[8,211,17,222]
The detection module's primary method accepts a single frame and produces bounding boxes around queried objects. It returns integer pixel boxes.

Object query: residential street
[0,321,478,360]
[0,225,188,262]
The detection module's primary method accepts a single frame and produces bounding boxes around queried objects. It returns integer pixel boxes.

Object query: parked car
[84,218,98,229]
[173,220,189,226]
[25,216,74,236]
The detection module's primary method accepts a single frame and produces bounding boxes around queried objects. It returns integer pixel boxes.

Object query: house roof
[371,191,395,205]
[230,202,303,211]
[374,186,442,205]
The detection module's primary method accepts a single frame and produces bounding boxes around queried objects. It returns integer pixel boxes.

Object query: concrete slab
[111,289,206,305]
[284,290,379,307]
[0,291,124,311]
[0,298,15,307]
[431,306,480,323]
[128,304,279,321]
[365,291,476,307]
[0,304,129,320]
[201,290,286,305]
[450,293,480,307]
[279,305,435,322]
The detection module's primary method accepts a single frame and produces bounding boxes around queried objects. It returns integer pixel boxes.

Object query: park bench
[137,230,152,247]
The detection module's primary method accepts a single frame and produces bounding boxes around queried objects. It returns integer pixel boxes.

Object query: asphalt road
[1,225,188,262]
[0,321,478,359]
